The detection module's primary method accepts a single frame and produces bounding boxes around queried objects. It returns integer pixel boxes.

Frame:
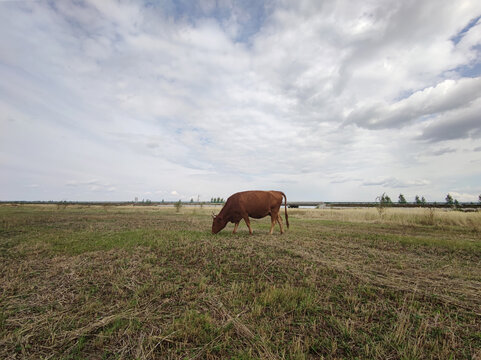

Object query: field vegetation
[0,204,480,359]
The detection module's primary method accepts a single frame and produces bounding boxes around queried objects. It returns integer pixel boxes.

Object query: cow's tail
[282,192,289,229]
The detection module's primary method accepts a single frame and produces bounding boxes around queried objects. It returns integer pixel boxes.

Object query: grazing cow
[211,190,289,235]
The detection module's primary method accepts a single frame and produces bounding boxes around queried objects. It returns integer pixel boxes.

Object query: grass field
[1,204,480,359]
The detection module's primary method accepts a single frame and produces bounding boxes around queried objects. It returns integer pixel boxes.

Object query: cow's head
[211,214,227,234]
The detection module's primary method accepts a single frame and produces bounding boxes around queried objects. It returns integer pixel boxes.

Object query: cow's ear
[211,213,217,219]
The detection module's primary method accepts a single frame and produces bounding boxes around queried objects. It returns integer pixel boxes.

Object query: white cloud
[347,77,481,129]
[423,147,457,156]
[419,97,481,141]
[362,177,430,188]
[448,191,480,202]
[1,0,481,202]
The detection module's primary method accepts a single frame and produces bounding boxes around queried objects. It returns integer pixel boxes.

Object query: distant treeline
[316,202,481,208]
[1,200,480,208]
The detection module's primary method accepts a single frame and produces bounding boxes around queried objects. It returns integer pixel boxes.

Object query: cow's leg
[269,214,277,235]
[233,222,239,234]
[243,216,253,235]
[277,214,285,234]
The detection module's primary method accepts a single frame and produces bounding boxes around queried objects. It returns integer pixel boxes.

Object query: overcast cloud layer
[1,0,481,202]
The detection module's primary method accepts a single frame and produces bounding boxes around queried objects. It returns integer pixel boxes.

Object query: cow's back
[232,190,283,219]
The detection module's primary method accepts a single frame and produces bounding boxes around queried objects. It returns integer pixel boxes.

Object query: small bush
[174,200,182,213]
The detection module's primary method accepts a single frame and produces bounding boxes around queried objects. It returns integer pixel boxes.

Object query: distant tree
[445,194,454,206]
[479,194,481,204]
[421,196,426,205]
[415,195,422,205]
[398,194,407,204]
[454,199,460,208]
[381,193,392,204]
[375,193,391,218]
[190,198,194,203]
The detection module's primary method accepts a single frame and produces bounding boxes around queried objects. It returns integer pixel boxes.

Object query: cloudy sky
[1,0,481,202]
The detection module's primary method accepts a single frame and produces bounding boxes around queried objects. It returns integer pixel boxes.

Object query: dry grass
[0,205,480,359]
[291,207,481,228]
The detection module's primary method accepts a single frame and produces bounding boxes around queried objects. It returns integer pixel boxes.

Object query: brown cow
[211,190,289,235]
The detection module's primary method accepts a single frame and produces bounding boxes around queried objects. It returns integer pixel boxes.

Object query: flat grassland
[0,205,480,359]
